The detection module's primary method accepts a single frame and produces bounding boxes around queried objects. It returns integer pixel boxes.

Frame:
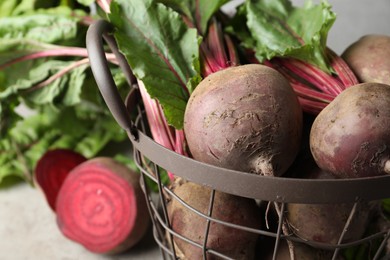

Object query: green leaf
[0,2,127,187]
[76,0,95,6]
[158,0,229,35]
[0,13,79,44]
[109,0,201,129]
[0,112,60,183]
[74,116,127,158]
[0,0,64,17]
[0,0,20,17]
[0,39,57,57]
[0,103,127,185]
[0,60,88,107]
[196,0,230,35]
[245,0,336,73]
[61,63,89,106]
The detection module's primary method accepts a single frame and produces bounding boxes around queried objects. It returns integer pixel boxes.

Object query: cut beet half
[55,157,150,254]
[34,149,87,211]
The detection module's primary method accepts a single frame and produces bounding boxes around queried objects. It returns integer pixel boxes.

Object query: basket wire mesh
[86,20,390,260]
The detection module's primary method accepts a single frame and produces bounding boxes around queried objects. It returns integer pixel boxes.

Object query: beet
[34,149,87,211]
[184,64,302,177]
[310,82,390,178]
[342,34,390,85]
[56,157,150,254]
[286,163,372,252]
[167,181,261,259]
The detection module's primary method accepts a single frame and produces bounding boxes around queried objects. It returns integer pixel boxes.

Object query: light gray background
[1,1,389,259]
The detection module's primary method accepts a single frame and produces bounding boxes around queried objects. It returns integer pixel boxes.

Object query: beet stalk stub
[310,83,390,178]
[34,149,87,211]
[56,157,150,254]
[184,64,303,177]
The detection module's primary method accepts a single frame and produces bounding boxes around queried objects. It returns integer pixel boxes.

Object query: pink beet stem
[224,34,239,67]
[0,47,117,71]
[206,20,229,68]
[292,83,334,103]
[326,48,359,87]
[297,97,327,114]
[277,58,344,96]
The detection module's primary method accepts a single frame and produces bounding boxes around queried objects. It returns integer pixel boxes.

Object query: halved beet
[34,149,87,211]
[55,157,150,254]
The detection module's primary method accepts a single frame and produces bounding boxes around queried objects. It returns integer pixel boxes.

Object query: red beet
[56,157,150,254]
[184,64,302,177]
[310,83,390,178]
[342,34,390,85]
[168,182,261,259]
[34,149,87,211]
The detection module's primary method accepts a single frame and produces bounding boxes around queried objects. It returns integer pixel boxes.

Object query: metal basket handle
[86,19,139,139]
[86,20,390,204]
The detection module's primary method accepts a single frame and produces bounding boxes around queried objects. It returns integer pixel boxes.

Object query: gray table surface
[1,1,389,259]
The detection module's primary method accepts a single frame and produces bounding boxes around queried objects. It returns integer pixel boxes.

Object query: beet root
[310,83,390,178]
[167,181,261,259]
[184,64,302,177]
[34,149,87,211]
[287,160,373,248]
[287,201,371,246]
[56,157,150,254]
[342,34,390,85]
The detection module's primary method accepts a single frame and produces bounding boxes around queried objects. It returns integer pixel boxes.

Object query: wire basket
[86,20,390,260]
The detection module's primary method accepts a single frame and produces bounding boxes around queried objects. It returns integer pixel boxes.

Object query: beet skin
[310,83,390,178]
[184,64,302,177]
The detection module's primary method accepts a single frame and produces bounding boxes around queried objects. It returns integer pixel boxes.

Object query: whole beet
[286,159,372,248]
[184,64,302,177]
[167,182,261,259]
[310,83,390,178]
[342,34,390,85]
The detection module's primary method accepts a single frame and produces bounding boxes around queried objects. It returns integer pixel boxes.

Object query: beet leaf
[0,4,132,186]
[108,0,201,129]
[158,0,230,35]
[244,0,336,73]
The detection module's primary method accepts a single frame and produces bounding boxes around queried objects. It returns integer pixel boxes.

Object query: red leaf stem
[327,48,359,87]
[24,58,92,93]
[138,80,188,181]
[97,0,112,13]
[206,20,228,69]
[0,47,117,70]
[277,58,344,96]
[297,97,327,114]
[200,45,224,76]
[224,34,239,67]
[138,81,174,151]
